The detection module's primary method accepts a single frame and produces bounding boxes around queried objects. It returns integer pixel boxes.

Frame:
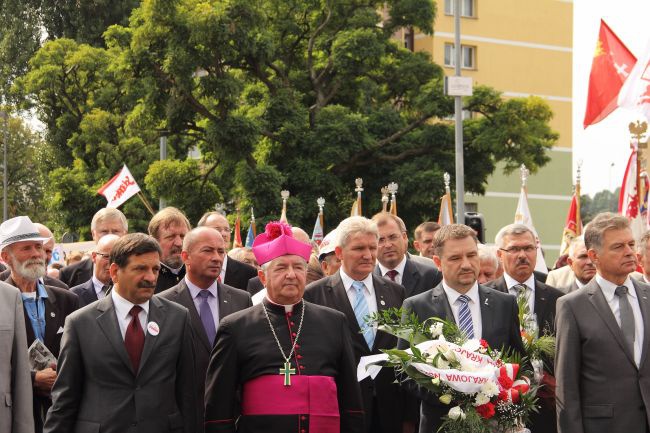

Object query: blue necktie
[457,294,475,339]
[198,290,217,346]
[352,281,374,349]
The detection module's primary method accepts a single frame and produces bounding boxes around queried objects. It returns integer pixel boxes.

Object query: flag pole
[355,178,363,216]
[576,161,582,234]
[137,192,156,216]
[317,197,325,232]
[388,182,398,215]
[381,186,389,212]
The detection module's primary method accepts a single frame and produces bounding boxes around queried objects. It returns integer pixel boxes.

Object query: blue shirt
[21,282,48,342]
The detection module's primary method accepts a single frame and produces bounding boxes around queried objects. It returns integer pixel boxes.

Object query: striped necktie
[457,294,474,339]
[352,281,374,349]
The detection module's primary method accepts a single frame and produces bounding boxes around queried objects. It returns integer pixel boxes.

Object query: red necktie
[124,306,145,372]
[386,269,398,282]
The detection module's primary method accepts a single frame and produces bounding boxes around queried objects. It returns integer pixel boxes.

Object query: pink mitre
[252,221,312,265]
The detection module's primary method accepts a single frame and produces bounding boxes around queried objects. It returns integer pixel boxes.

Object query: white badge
[147,321,160,336]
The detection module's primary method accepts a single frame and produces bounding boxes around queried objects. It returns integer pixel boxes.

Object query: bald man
[70,235,120,307]
[158,227,251,433]
[198,212,258,291]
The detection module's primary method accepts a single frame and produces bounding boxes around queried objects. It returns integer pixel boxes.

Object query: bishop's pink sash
[241,375,339,433]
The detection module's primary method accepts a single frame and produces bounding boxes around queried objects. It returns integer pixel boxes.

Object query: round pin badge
[380,300,386,306]
[147,321,160,336]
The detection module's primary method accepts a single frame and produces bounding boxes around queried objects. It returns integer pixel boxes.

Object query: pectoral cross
[279,361,295,386]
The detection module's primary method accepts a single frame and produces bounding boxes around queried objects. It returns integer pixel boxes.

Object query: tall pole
[453,0,465,224]
[159,136,167,210]
[2,111,8,221]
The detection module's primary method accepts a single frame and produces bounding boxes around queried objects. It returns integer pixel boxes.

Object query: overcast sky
[573,0,650,196]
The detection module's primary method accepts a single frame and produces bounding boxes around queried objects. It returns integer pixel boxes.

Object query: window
[444,0,477,18]
[444,43,476,69]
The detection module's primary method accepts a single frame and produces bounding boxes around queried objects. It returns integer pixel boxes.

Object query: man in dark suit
[0,216,79,433]
[149,207,192,293]
[402,224,524,433]
[70,234,119,307]
[59,208,128,287]
[158,227,252,432]
[488,223,563,433]
[198,211,262,290]
[556,213,650,433]
[372,213,441,299]
[44,233,196,433]
[305,216,405,433]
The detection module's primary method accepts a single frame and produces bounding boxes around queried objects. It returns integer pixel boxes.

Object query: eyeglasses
[95,252,110,259]
[499,246,536,254]
[378,233,403,246]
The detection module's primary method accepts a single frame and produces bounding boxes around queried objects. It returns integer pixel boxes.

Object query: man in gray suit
[158,227,252,432]
[556,212,650,433]
[44,233,196,433]
[372,213,441,299]
[0,282,34,433]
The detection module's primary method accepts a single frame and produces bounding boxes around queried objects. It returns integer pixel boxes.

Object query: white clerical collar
[339,268,374,295]
[442,280,480,305]
[377,254,407,277]
[265,296,301,312]
[184,276,219,300]
[111,288,149,321]
[504,273,536,292]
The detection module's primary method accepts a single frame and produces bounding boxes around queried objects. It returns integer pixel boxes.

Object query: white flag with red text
[618,149,648,239]
[97,165,141,208]
[618,39,650,121]
[514,187,548,274]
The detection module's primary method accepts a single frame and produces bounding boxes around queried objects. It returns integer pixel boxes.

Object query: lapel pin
[484,298,489,306]
[224,300,228,303]
[380,300,386,306]
[147,321,160,336]
[50,312,56,317]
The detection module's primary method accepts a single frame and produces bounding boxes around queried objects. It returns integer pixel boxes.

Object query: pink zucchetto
[252,221,312,265]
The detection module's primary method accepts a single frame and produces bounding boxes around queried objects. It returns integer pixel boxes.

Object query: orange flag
[233,212,243,248]
[583,19,636,128]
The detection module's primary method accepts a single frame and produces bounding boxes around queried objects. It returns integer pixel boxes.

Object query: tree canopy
[12,0,558,237]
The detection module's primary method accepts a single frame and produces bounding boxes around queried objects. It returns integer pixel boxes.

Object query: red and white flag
[97,165,141,208]
[584,20,636,128]
[438,192,454,226]
[618,149,648,239]
[618,38,650,121]
[559,193,582,256]
[514,186,548,274]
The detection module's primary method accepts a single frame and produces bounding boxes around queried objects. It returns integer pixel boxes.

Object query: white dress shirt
[442,281,482,339]
[92,275,107,300]
[377,255,407,285]
[185,276,220,329]
[340,269,378,332]
[111,290,149,340]
[504,273,536,313]
[219,255,228,283]
[596,274,645,367]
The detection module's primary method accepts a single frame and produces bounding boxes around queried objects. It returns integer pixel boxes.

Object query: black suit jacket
[0,269,68,290]
[70,279,104,308]
[6,277,79,433]
[157,279,252,433]
[402,284,524,433]
[223,257,258,291]
[487,275,564,335]
[246,276,264,296]
[374,255,442,299]
[154,263,186,294]
[304,271,405,433]
[58,259,92,288]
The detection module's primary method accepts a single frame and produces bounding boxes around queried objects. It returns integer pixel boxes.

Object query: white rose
[430,322,444,337]
[436,359,450,369]
[480,381,499,398]
[448,406,466,420]
[473,392,490,406]
[461,338,481,352]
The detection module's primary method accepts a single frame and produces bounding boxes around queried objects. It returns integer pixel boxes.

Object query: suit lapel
[217,282,234,318]
[177,282,212,352]
[43,286,61,352]
[587,282,636,366]
[534,283,549,331]
[372,275,398,351]
[96,296,134,375]
[430,285,454,322]
[633,280,650,368]
[330,273,359,333]
[478,286,494,341]
[138,296,166,374]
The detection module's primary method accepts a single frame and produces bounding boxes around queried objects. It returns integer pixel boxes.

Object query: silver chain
[262,300,306,364]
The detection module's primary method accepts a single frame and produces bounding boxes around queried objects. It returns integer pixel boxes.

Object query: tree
[580,188,620,224]
[15,0,558,234]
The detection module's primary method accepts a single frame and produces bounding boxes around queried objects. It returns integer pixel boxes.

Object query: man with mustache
[0,216,79,433]
[305,216,405,433]
[487,223,564,433]
[44,233,196,433]
[148,207,192,293]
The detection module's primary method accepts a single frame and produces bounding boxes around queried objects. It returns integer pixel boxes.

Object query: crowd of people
[1,206,648,433]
